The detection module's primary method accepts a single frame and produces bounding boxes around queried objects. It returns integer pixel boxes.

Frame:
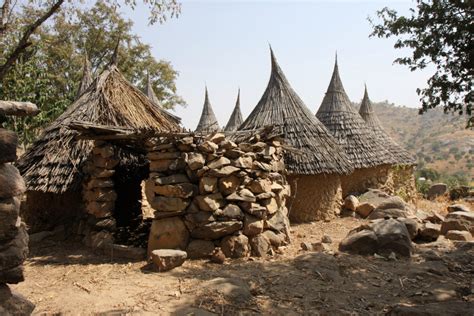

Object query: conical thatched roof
[195,87,220,134]
[144,71,181,124]
[224,89,244,132]
[146,72,161,107]
[76,53,93,100]
[17,65,182,194]
[238,48,353,175]
[316,58,396,169]
[359,85,415,165]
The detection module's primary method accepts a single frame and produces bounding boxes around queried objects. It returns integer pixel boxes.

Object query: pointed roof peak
[224,89,244,132]
[110,37,120,66]
[359,84,373,116]
[145,70,161,108]
[196,86,220,133]
[76,51,93,100]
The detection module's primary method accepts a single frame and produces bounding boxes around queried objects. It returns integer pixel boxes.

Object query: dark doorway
[112,150,151,248]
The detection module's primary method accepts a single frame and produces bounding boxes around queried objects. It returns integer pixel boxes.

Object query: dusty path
[13,218,474,315]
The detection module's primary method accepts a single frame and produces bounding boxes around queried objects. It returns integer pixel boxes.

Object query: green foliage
[416,168,440,181]
[369,0,473,127]
[0,0,185,145]
[415,178,431,195]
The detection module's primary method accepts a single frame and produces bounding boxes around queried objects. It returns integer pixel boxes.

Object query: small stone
[447,204,471,214]
[0,129,18,163]
[151,249,187,272]
[256,192,275,200]
[221,234,250,258]
[445,230,472,241]
[83,188,117,202]
[356,202,375,218]
[219,139,237,150]
[441,211,474,235]
[262,230,285,247]
[153,183,196,199]
[247,179,272,194]
[209,133,226,144]
[419,222,441,241]
[368,208,407,220]
[250,234,270,257]
[147,151,181,160]
[239,202,266,219]
[154,174,189,185]
[207,156,230,169]
[339,229,378,255]
[190,221,243,240]
[207,165,240,177]
[344,195,359,211]
[321,235,332,244]
[218,175,241,195]
[232,156,253,169]
[398,218,419,240]
[198,140,218,153]
[261,197,279,215]
[238,143,253,152]
[90,230,114,249]
[214,204,244,220]
[224,149,244,159]
[210,248,225,264]
[150,196,189,213]
[226,189,256,202]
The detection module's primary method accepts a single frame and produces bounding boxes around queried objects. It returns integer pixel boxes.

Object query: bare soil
[12,216,474,315]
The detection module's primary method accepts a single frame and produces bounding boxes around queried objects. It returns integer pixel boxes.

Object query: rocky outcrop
[145,132,291,259]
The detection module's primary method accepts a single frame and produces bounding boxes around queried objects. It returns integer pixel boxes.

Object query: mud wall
[341,165,393,197]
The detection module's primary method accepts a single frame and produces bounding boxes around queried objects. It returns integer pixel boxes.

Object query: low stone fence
[144,133,291,258]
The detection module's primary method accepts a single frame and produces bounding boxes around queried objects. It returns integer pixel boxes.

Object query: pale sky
[123,0,431,130]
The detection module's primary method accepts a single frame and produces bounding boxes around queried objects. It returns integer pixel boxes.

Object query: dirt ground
[12,215,474,315]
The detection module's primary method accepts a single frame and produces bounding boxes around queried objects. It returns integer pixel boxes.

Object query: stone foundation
[287,174,342,222]
[144,133,291,258]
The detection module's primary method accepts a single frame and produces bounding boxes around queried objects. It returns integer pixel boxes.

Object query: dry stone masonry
[145,132,291,259]
[0,103,37,314]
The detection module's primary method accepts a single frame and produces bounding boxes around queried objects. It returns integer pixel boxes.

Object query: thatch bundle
[195,87,220,134]
[76,54,93,100]
[224,89,244,132]
[17,65,182,194]
[316,59,396,169]
[359,86,415,166]
[146,72,161,107]
[238,48,353,175]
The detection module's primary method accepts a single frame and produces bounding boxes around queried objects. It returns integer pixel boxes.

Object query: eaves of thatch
[316,58,396,169]
[224,89,244,132]
[195,87,220,134]
[17,65,182,194]
[359,85,416,165]
[238,48,353,175]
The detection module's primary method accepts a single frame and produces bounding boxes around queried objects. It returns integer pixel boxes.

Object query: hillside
[362,101,473,181]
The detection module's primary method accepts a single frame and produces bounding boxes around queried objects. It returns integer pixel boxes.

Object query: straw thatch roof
[224,89,244,132]
[76,54,93,100]
[17,65,182,194]
[238,48,353,175]
[316,58,396,169]
[359,85,415,165]
[195,87,220,134]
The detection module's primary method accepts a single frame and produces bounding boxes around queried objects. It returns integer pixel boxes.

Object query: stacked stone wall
[144,133,291,258]
[0,127,34,313]
[341,165,393,197]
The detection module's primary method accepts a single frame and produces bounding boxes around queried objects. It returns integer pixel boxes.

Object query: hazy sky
[123,0,431,130]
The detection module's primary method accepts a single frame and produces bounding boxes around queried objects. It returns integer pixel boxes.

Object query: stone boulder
[0,129,18,163]
[0,164,25,199]
[221,234,250,258]
[243,215,264,236]
[447,204,471,214]
[190,221,242,240]
[367,208,407,220]
[0,285,35,315]
[440,211,474,235]
[147,217,189,255]
[186,240,215,259]
[249,234,270,257]
[355,202,375,218]
[339,219,413,257]
[344,195,359,211]
[418,222,441,241]
[445,230,472,241]
[195,193,224,212]
[151,249,187,272]
[427,183,448,199]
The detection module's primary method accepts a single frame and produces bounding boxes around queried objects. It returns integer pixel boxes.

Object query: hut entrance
[112,153,150,248]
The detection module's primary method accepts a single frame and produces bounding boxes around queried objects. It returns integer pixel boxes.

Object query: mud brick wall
[144,133,291,259]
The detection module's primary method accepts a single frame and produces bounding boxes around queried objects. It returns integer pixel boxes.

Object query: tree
[0,0,180,82]
[0,0,184,145]
[369,0,473,127]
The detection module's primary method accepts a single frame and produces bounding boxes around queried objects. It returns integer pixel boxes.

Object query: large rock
[147,217,189,255]
[418,222,441,241]
[356,202,375,218]
[153,183,196,199]
[89,230,113,249]
[151,249,187,272]
[150,196,189,213]
[243,215,264,236]
[154,174,189,185]
[0,284,35,315]
[249,234,270,257]
[186,240,215,259]
[214,204,244,221]
[247,179,272,194]
[344,195,359,211]
[367,208,407,220]
[0,128,18,163]
[0,164,25,198]
[207,165,240,177]
[190,221,242,240]
[266,209,290,236]
[232,156,253,169]
[0,197,20,241]
[0,265,24,284]
[239,202,266,218]
[197,140,218,153]
[398,218,419,240]
[427,183,448,199]
[445,230,472,241]
[195,193,224,212]
[221,234,250,258]
[339,219,413,257]
[207,157,230,169]
[441,211,474,235]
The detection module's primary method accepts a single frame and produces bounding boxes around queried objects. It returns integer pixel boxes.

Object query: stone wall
[144,133,291,258]
[0,128,34,313]
[287,174,342,222]
[341,165,393,197]
[390,165,416,202]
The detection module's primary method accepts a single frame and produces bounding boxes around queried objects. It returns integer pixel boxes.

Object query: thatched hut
[316,58,396,196]
[238,48,353,222]
[224,89,244,132]
[359,85,417,199]
[17,63,182,232]
[195,87,220,133]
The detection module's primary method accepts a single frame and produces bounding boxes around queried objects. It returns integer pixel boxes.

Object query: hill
[356,101,473,181]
